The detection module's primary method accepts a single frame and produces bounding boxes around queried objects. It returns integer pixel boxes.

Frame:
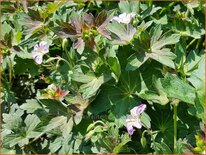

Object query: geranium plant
[1,0,205,154]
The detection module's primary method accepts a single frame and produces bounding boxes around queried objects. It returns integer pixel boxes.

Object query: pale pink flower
[126,104,146,135]
[112,13,136,24]
[32,41,49,64]
[42,84,69,100]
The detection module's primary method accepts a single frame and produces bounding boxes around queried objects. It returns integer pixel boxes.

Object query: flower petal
[58,89,69,97]
[48,84,57,92]
[130,104,146,116]
[132,118,142,129]
[32,51,40,58]
[126,117,142,129]
[39,41,49,54]
[112,13,135,24]
[112,16,121,23]
[33,54,43,64]
[119,13,127,19]
[34,44,39,51]
[129,13,136,18]
[42,46,49,54]
[126,122,135,135]
[122,18,130,24]
[39,41,47,47]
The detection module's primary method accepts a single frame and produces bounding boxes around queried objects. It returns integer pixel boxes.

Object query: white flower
[112,13,136,24]
[32,41,49,64]
[126,104,146,135]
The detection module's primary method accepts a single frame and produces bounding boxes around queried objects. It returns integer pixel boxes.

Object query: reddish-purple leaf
[95,10,107,27]
[83,13,94,26]
[70,12,82,34]
[52,21,79,39]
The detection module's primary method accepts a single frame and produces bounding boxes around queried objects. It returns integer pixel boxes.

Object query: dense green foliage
[1,0,205,154]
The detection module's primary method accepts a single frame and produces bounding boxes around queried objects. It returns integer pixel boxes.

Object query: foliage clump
[1,0,205,154]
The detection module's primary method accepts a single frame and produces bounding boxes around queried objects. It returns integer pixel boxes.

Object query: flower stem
[173,103,178,152]
[141,122,157,152]
[57,57,72,69]
[8,57,13,84]
[186,38,196,49]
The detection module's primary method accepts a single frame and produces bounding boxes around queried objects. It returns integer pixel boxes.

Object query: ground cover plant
[1,0,205,154]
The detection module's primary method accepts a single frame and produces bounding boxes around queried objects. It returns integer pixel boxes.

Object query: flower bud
[62,38,68,51]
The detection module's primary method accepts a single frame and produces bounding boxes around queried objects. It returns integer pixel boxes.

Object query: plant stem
[28,144,38,154]
[196,37,202,49]
[173,103,177,152]
[8,57,13,84]
[141,122,157,152]
[186,38,196,50]
[58,57,73,70]
[65,48,74,69]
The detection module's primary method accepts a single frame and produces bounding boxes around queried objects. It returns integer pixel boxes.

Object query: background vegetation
[1,0,205,154]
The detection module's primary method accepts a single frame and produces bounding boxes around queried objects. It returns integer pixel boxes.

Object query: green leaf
[59,134,81,154]
[14,57,39,77]
[154,141,173,154]
[43,116,67,132]
[72,67,96,83]
[187,52,205,90]
[60,117,74,138]
[187,53,205,120]
[107,57,121,82]
[141,5,161,19]
[107,21,136,45]
[118,1,140,13]
[89,57,162,118]
[49,137,62,153]
[3,135,29,148]
[20,99,42,113]
[135,21,153,37]
[149,105,174,145]
[148,48,176,69]
[35,116,73,145]
[89,70,141,127]
[153,15,168,25]
[136,65,169,105]
[24,114,41,135]
[80,74,111,99]
[141,112,151,128]
[184,50,203,74]
[126,52,149,71]
[138,89,169,105]
[1,22,12,39]
[173,18,205,39]
[160,74,196,104]
[13,31,22,45]
[45,0,65,14]
[39,99,69,116]
[1,148,16,154]
[151,34,180,50]
[175,41,186,69]
[127,25,180,70]
[113,133,131,153]
[3,113,23,131]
